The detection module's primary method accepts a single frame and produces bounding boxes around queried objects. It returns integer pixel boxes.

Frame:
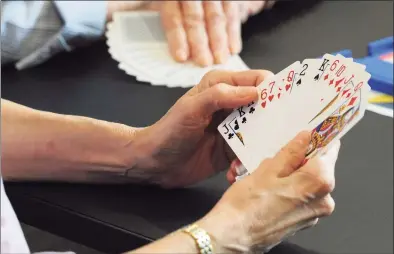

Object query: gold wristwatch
[182,224,214,254]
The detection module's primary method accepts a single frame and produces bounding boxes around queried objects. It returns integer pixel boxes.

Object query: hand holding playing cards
[196,132,340,253]
[133,70,272,188]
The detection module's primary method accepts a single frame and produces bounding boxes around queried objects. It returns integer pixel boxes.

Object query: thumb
[195,83,258,117]
[271,131,311,177]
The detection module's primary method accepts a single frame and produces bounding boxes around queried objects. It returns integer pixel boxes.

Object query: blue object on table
[354,36,394,95]
[355,56,393,95]
[319,39,393,95]
[367,36,393,57]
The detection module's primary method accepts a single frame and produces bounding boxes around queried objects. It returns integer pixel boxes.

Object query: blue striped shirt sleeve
[1,1,107,70]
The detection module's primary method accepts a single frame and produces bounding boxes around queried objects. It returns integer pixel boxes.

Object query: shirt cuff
[53,1,107,50]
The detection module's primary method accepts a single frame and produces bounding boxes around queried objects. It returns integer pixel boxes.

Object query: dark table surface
[2,1,393,254]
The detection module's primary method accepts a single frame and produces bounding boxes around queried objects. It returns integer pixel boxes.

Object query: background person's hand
[158,1,243,66]
[196,132,340,253]
[106,1,274,66]
[157,1,275,66]
[129,70,273,188]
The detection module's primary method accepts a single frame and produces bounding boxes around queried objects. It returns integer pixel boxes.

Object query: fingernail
[235,161,248,175]
[195,54,213,67]
[296,131,311,146]
[230,43,242,55]
[176,49,187,62]
[214,51,228,64]
[196,56,212,67]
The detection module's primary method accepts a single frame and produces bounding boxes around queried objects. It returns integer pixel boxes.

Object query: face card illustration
[307,57,369,124]
[303,87,364,164]
[329,83,370,144]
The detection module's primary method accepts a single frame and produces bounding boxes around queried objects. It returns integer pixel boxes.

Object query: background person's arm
[0,99,147,183]
[0,1,115,70]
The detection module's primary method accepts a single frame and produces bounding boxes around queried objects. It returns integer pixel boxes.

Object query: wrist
[196,212,248,254]
[121,123,168,184]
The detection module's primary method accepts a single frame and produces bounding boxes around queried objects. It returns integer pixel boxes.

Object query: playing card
[217,102,258,169]
[113,11,167,48]
[258,61,302,110]
[219,62,303,172]
[308,60,371,126]
[224,55,372,179]
[314,54,365,103]
[304,82,371,164]
[106,22,169,85]
[107,11,250,88]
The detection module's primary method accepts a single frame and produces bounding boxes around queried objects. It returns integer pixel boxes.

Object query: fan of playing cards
[106,11,250,88]
[218,54,371,180]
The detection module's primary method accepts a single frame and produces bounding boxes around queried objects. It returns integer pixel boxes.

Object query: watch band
[182,224,214,254]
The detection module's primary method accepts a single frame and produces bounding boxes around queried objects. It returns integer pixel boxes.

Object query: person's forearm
[128,230,199,254]
[1,99,144,182]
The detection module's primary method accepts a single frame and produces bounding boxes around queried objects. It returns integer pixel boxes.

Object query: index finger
[160,1,189,62]
[198,69,274,91]
[181,1,213,66]
[223,1,242,54]
[203,1,229,64]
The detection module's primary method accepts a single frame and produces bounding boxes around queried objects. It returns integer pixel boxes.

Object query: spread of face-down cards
[218,54,371,178]
[105,11,250,88]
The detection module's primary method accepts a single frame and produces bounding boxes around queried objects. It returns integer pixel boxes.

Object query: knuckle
[212,82,229,95]
[206,11,226,25]
[321,196,336,216]
[281,146,299,158]
[163,14,182,29]
[300,171,333,195]
[184,13,204,29]
[315,176,333,195]
[223,2,239,20]
[203,70,220,82]
[207,87,221,110]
